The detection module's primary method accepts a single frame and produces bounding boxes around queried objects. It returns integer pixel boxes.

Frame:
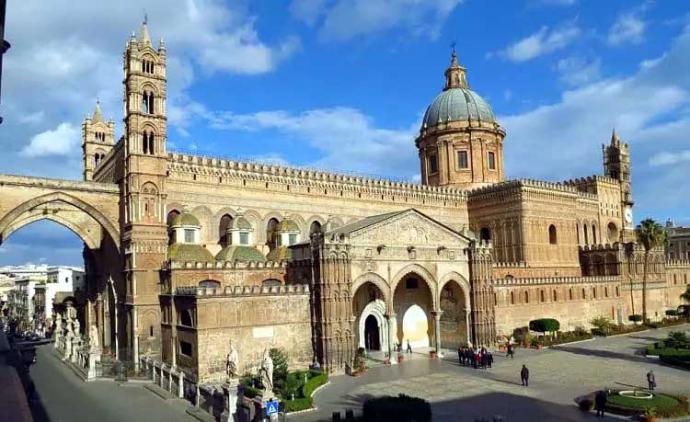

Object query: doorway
[364,315,381,350]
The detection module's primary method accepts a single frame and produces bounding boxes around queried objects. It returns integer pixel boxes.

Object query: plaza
[299,324,690,421]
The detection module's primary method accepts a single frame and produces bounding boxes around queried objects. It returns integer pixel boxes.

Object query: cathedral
[1,20,688,387]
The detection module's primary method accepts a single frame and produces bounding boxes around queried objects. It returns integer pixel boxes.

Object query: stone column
[465,309,471,346]
[386,313,397,365]
[432,311,443,353]
[178,371,184,398]
[132,307,139,372]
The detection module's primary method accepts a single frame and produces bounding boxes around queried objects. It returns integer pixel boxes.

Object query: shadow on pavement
[551,345,650,364]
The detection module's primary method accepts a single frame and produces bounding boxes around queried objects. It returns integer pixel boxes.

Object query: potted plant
[530,337,541,350]
[641,406,657,422]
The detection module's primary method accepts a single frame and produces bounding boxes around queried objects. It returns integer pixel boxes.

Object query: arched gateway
[0,174,125,359]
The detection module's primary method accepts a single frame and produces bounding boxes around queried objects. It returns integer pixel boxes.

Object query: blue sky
[1,0,689,266]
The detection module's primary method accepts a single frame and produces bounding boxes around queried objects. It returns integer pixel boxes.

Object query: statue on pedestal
[226,341,239,379]
[259,349,274,394]
[89,325,100,352]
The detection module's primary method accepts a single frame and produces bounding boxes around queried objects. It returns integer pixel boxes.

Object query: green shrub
[665,331,689,349]
[591,316,614,335]
[362,394,431,422]
[606,392,689,418]
[628,314,643,323]
[302,371,328,398]
[269,348,289,384]
[666,309,679,316]
[283,397,312,412]
[529,318,560,334]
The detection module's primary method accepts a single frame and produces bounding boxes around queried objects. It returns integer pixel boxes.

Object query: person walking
[458,347,463,366]
[594,390,607,418]
[406,339,412,354]
[487,351,494,369]
[506,343,514,359]
[647,370,656,391]
[520,364,529,386]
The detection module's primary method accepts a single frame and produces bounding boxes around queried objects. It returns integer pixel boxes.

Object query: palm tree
[681,285,690,304]
[636,218,667,323]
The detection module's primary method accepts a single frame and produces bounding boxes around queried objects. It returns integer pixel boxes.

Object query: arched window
[142,131,155,155]
[510,291,515,305]
[218,214,233,248]
[552,290,557,301]
[540,290,545,302]
[548,224,557,245]
[266,218,280,250]
[592,224,597,244]
[592,286,597,299]
[576,223,580,245]
[142,91,154,114]
[309,221,323,236]
[179,309,193,327]
[262,279,282,288]
[615,286,620,296]
[569,288,573,300]
[524,291,529,303]
[607,222,618,243]
[583,224,589,244]
[166,209,180,245]
[582,288,586,299]
[480,227,491,242]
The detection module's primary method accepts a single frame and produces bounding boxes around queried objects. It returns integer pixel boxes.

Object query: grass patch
[606,392,689,418]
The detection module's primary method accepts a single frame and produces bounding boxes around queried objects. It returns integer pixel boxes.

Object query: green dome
[422,88,495,129]
[216,246,266,262]
[170,212,200,227]
[167,243,214,262]
[266,246,292,262]
[278,219,299,232]
[234,217,252,230]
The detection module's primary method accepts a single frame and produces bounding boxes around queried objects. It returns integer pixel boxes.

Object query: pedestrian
[487,351,493,369]
[506,343,514,359]
[594,390,607,418]
[647,370,656,391]
[474,349,480,369]
[406,339,412,354]
[520,364,529,386]
[458,347,463,366]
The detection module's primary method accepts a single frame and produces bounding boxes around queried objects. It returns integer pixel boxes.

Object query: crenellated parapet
[467,178,598,202]
[562,175,619,188]
[493,261,529,269]
[175,284,309,297]
[166,260,287,270]
[167,152,468,203]
[493,275,620,286]
[579,243,623,252]
[667,259,690,268]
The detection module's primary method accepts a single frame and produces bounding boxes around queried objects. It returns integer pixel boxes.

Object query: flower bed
[281,370,328,412]
[606,391,689,418]
[645,331,690,370]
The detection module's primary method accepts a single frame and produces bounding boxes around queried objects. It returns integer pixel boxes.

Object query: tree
[681,286,690,304]
[590,316,613,336]
[636,219,666,323]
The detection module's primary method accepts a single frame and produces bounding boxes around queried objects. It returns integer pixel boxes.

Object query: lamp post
[0,0,10,125]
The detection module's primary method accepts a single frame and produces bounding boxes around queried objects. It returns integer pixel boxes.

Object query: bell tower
[121,16,168,363]
[82,101,115,181]
[603,130,635,242]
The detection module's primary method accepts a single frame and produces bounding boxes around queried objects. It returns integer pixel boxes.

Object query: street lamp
[0,0,10,125]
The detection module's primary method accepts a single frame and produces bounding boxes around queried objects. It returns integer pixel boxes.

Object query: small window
[457,150,469,169]
[510,291,515,305]
[149,325,154,337]
[179,341,193,357]
[552,290,557,301]
[488,151,496,170]
[480,227,491,242]
[569,289,573,300]
[239,232,249,245]
[582,288,586,299]
[289,233,298,245]
[592,287,597,299]
[549,225,558,245]
[429,154,438,174]
[184,229,195,244]
[540,290,545,302]
[524,291,529,303]
[180,310,193,327]
[406,278,419,289]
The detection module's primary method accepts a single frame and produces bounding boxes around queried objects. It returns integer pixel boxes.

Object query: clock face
[624,208,633,224]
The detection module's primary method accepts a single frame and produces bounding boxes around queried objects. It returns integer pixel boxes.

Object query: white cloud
[290,0,463,42]
[209,107,418,178]
[608,11,646,46]
[500,26,690,220]
[495,21,581,62]
[541,0,576,5]
[649,150,690,166]
[21,123,80,157]
[556,56,601,85]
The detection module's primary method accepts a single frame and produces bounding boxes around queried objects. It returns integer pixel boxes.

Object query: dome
[278,219,300,233]
[422,88,496,129]
[216,246,266,263]
[170,212,200,227]
[167,243,214,262]
[233,216,253,230]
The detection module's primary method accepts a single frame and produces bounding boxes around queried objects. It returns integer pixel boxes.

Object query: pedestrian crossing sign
[265,400,279,416]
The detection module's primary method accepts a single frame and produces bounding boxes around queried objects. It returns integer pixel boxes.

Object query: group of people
[457,346,494,369]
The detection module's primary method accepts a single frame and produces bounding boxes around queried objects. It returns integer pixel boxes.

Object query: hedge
[658,349,690,370]
[282,370,329,413]
[628,314,643,323]
[362,394,431,422]
[666,309,679,316]
[529,318,560,333]
[606,392,689,418]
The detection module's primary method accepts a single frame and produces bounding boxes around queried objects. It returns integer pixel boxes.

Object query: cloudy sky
[1,0,689,266]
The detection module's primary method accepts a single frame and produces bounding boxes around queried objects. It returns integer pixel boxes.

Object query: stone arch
[357,299,388,351]
[0,191,120,252]
[438,272,471,307]
[391,264,437,308]
[352,272,391,308]
[307,215,326,235]
[190,205,213,242]
[286,214,306,238]
[438,277,471,349]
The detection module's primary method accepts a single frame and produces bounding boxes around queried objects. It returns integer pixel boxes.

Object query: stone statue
[259,349,274,393]
[89,325,100,351]
[73,318,81,336]
[226,341,239,379]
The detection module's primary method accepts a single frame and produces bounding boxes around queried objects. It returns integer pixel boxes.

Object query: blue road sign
[265,400,279,416]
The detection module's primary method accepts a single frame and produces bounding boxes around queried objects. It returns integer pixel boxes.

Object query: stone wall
[178,286,312,383]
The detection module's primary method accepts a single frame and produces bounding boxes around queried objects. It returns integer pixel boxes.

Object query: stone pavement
[295,324,690,421]
[28,344,197,422]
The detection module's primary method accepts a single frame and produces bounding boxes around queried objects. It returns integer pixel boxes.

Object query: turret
[82,101,115,181]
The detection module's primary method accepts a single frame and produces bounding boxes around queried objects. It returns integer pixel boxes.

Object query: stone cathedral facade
[1,21,689,384]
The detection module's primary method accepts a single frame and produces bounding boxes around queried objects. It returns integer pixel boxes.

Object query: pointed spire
[93,100,103,123]
[611,128,620,145]
[139,13,151,45]
[444,44,468,90]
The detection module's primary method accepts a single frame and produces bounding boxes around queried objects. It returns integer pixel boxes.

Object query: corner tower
[121,17,169,363]
[82,101,115,181]
[416,50,506,190]
[603,130,635,242]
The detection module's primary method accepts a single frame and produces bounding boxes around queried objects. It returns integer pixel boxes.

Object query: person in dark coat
[594,390,607,418]
[406,340,412,354]
[520,365,529,386]
[487,351,494,368]
[458,347,463,365]
[647,370,656,391]
[507,343,515,359]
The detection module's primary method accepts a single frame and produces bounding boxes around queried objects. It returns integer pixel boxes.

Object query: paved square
[295,324,690,421]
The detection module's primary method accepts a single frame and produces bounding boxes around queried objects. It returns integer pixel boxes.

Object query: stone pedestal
[87,351,101,379]
[220,379,239,422]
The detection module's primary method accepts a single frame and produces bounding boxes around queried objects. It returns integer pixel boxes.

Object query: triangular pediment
[329,209,470,248]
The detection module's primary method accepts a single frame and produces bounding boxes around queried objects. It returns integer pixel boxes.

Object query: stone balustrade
[493,275,620,286]
[175,283,310,297]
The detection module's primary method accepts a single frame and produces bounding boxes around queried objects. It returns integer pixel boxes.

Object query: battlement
[493,261,529,269]
[175,283,310,297]
[579,243,622,252]
[667,259,690,268]
[562,175,619,187]
[168,260,287,270]
[467,179,597,201]
[167,151,468,201]
[492,275,620,286]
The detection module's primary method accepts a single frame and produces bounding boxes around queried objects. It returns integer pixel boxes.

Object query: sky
[1,0,689,266]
